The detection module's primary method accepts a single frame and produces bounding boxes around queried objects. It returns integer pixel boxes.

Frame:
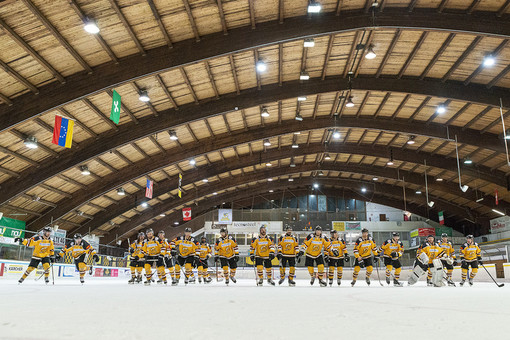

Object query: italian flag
[438,211,444,225]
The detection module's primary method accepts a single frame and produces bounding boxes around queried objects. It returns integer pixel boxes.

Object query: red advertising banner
[418,228,436,236]
[0,263,4,276]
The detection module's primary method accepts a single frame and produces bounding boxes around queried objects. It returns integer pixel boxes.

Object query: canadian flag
[183,208,192,221]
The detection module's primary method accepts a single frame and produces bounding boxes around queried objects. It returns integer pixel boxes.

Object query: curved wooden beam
[72,159,503,237]
[2,77,509,207]
[103,176,475,244]
[1,9,510,131]
[25,135,507,232]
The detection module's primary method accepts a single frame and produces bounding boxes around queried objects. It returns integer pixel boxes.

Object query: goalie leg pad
[408,261,427,285]
[431,259,445,287]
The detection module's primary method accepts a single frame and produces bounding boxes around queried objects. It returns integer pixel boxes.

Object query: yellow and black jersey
[250,235,275,259]
[353,237,378,259]
[460,242,481,261]
[328,239,348,259]
[156,237,171,256]
[302,234,331,258]
[142,237,163,257]
[278,235,299,256]
[22,235,54,259]
[380,239,404,258]
[59,240,96,259]
[197,244,212,260]
[215,235,238,258]
[172,236,198,257]
[417,242,444,263]
[129,240,145,259]
[439,241,456,259]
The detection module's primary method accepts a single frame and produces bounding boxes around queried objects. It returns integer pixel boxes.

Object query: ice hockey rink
[1,276,509,340]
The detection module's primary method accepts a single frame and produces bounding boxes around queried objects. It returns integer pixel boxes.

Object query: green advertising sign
[0,217,26,239]
[435,226,453,237]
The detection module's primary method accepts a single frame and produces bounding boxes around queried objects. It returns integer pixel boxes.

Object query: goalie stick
[480,263,505,288]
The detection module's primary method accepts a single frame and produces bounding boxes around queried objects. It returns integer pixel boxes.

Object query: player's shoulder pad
[474,242,479,247]
[398,241,404,246]
[229,235,236,242]
[355,237,363,243]
[65,240,74,247]
[323,236,330,241]
[32,235,41,241]
[306,234,313,240]
[251,237,257,242]
[384,239,391,245]
[340,239,346,244]
[82,240,91,247]
[278,235,283,241]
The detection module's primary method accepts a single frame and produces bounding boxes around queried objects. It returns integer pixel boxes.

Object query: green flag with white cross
[110,89,121,124]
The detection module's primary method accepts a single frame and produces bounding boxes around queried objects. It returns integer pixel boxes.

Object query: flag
[145,179,153,199]
[495,189,499,205]
[178,173,182,198]
[51,115,74,148]
[110,89,121,124]
[438,211,444,225]
[403,211,411,221]
[183,208,191,221]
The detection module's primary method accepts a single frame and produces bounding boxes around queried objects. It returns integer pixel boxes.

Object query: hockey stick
[374,258,384,286]
[35,265,50,281]
[480,263,505,288]
[252,257,259,285]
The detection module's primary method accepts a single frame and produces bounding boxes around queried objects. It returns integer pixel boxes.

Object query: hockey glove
[390,252,398,259]
[171,249,177,257]
[373,257,379,264]
[461,260,466,267]
[250,255,255,262]
[477,257,483,265]
[214,256,219,262]
[234,255,239,262]
[324,255,329,264]
[344,254,350,262]
[93,254,100,263]
[14,237,23,244]
[269,253,275,261]
[296,250,304,260]
[132,255,139,262]
[129,248,134,254]
[277,253,282,261]
[55,254,62,261]
[332,249,339,257]
[357,258,364,266]
[453,260,458,266]
[50,256,55,263]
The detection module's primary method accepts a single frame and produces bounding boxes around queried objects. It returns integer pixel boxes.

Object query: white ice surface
[1,278,509,340]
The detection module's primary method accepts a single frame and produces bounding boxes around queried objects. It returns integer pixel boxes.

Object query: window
[308,195,318,211]
[327,197,336,212]
[298,196,307,210]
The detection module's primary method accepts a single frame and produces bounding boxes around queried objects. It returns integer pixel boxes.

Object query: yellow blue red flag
[52,115,74,148]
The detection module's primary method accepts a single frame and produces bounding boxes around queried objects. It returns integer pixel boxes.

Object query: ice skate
[365,277,370,286]
[310,276,315,286]
[136,275,142,283]
[18,278,24,284]
[171,278,178,286]
[267,278,275,286]
[288,279,296,286]
[278,277,285,285]
[198,277,202,283]
[319,279,327,287]
[257,279,263,286]
[184,276,189,285]
[386,277,391,285]
[189,276,196,284]
[329,279,333,286]
[427,279,433,287]
[144,280,151,286]
[157,279,162,284]
[469,277,474,286]
[89,267,93,275]
[460,279,466,286]
[351,280,356,286]
[80,277,84,284]
[128,277,135,284]
[393,279,403,287]
[447,279,456,287]
[225,278,229,285]
[45,277,49,284]
[230,276,237,284]
[204,277,212,283]
[337,279,342,286]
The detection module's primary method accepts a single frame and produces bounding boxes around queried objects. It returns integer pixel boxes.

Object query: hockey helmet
[137,232,145,238]
[392,232,399,237]
[42,226,52,233]
[466,234,474,239]
[158,230,165,235]
[220,227,227,234]
[427,234,435,239]
[285,225,292,231]
[74,233,82,239]
[259,225,267,231]
[201,237,207,243]
[441,233,448,238]
[146,228,154,235]
[184,227,192,233]
[361,228,369,233]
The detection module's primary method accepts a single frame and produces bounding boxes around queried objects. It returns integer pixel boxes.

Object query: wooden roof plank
[107,0,146,56]
[217,0,228,34]
[82,98,119,131]
[0,58,39,94]
[146,0,173,48]
[155,75,178,109]
[420,33,455,80]
[464,39,508,85]
[376,29,401,78]
[398,31,429,79]
[180,68,199,103]
[58,107,97,138]
[442,36,482,82]
[182,0,200,42]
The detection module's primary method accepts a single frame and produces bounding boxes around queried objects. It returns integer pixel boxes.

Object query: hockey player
[327,230,348,286]
[128,232,145,284]
[15,227,55,284]
[411,234,445,286]
[157,230,175,284]
[142,228,167,285]
[380,232,404,286]
[439,233,457,286]
[351,228,379,286]
[171,227,199,285]
[277,225,299,286]
[56,233,99,284]
[197,237,212,283]
[298,226,333,287]
[250,225,276,286]
[459,235,482,286]
[215,227,239,285]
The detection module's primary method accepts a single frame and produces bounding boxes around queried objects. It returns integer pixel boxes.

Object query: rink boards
[0,259,505,283]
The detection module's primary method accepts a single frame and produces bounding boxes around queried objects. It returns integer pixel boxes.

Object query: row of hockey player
[408,233,482,287]
[15,228,100,285]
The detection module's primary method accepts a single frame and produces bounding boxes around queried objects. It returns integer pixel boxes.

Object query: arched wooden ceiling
[1,0,510,242]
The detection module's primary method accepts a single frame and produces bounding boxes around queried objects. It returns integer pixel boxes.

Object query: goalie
[408,234,446,287]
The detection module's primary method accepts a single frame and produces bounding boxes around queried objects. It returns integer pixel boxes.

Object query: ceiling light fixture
[159,213,165,217]
[436,104,446,114]
[292,142,299,149]
[289,160,296,167]
[269,190,274,193]
[174,221,179,225]
[483,55,496,67]
[313,183,319,189]
[168,130,178,141]
[345,96,354,108]
[288,178,294,182]
[260,107,270,118]
[266,162,272,167]
[83,18,100,34]
[361,187,367,193]
[299,71,310,80]
[267,178,273,182]
[436,178,443,182]
[263,139,271,146]
[324,153,331,160]
[303,38,315,47]
[141,202,148,208]
[333,131,341,139]
[24,136,38,149]
[372,177,378,181]
[297,96,307,101]
[318,170,324,176]
[463,158,473,165]
[415,190,422,195]
[295,112,304,121]
[365,44,376,59]
[189,159,196,166]
[407,135,416,145]
[307,0,322,13]
[492,208,505,216]
[80,165,90,176]
[202,179,209,183]
[256,59,267,72]
[138,90,150,102]
[117,188,125,196]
